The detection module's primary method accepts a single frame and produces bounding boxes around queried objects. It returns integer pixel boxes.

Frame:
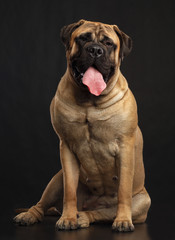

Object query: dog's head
[60,20,132,96]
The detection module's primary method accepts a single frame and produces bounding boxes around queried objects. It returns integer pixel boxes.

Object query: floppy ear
[113,25,132,61]
[60,19,85,50]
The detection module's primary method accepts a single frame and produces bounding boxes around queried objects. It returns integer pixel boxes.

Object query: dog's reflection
[54,223,151,240]
[112,224,151,240]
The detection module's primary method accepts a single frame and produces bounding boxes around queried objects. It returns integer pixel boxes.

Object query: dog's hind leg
[77,207,117,228]
[77,188,151,230]
[14,169,63,225]
[132,188,151,224]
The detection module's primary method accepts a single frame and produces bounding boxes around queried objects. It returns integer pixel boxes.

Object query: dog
[14,20,151,232]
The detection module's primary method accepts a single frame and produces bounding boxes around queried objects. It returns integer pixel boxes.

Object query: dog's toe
[55,216,78,230]
[77,212,90,228]
[13,212,38,226]
[112,219,134,232]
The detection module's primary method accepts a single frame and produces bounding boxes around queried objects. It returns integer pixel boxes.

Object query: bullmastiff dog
[14,20,151,232]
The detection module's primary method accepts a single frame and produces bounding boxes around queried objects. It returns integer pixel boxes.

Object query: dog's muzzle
[86,44,104,59]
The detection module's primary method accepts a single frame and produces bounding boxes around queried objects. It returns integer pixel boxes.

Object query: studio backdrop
[0,0,175,217]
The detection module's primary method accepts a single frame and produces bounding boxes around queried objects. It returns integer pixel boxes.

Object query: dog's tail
[15,207,60,216]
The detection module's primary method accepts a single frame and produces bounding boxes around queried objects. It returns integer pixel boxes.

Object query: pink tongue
[82,67,106,96]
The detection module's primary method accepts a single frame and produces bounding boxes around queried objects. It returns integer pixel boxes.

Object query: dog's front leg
[112,136,135,232]
[56,140,79,230]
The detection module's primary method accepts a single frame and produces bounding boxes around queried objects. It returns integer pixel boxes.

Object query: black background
[1,0,175,239]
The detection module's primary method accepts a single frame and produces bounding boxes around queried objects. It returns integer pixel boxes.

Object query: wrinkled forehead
[71,22,120,45]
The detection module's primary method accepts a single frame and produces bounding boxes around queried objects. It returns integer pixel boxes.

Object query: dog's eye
[79,35,88,41]
[105,41,113,47]
[78,32,92,42]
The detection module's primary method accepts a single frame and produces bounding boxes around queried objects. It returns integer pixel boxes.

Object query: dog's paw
[13,212,38,226]
[112,218,134,232]
[55,215,78,230]
[77,212,90,228]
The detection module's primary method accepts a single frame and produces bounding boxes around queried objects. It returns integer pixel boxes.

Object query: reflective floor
[1,203,175,240]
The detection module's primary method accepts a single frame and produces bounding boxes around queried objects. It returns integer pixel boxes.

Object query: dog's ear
[113,25,132,61]
[60,19,85,50]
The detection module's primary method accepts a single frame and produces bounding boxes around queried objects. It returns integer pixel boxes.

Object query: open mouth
[72,63,111,83]
[72,64,85,85]
[71,60,115,96]
[72,64,111,96]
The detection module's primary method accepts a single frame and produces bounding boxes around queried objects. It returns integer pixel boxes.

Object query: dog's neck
[57,68,128,109]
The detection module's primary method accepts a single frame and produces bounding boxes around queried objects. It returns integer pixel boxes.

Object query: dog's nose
[87,45,104,58]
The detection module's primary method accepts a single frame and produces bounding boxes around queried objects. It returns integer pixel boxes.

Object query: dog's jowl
[14,20,151,232]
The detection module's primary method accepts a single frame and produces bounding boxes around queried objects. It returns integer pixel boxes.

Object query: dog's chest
[53,99,124,195]
[54,101,122,170]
